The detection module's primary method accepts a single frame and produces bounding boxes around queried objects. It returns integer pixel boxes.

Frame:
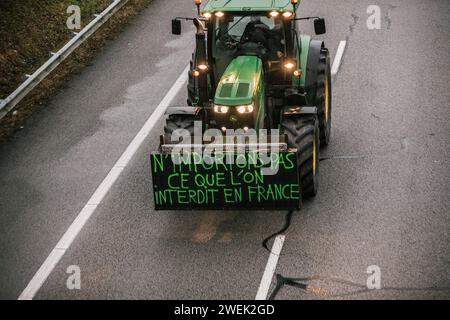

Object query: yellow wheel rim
[313,138,317,176]
[325,74,329,124]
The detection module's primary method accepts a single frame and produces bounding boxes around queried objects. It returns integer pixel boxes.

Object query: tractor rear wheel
[315,48,332,147]
[281,115,320,198]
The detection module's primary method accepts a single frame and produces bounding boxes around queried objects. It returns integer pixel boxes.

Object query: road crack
[385,4,397,30]
[349,14,359,34]
[320,155,366,162]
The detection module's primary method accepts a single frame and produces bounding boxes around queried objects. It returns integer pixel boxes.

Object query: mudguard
[305,39,325,104]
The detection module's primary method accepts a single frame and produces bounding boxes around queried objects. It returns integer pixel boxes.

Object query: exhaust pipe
[193,18,208,104]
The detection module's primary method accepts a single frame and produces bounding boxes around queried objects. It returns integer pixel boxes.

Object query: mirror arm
[174,16,207,22]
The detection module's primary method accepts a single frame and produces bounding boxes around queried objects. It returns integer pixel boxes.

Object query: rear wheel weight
[164,114,198,139]
[281,115,320,199]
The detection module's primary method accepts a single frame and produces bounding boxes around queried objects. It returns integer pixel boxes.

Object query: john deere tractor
[150,0,332,211]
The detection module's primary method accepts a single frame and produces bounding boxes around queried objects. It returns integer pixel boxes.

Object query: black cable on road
[262,210,294,253]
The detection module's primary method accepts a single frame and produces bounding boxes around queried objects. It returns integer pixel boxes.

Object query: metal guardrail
[0,0,129,121]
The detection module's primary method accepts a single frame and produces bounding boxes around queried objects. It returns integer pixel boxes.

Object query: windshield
[212,14,286,81]
[219,15,274,39]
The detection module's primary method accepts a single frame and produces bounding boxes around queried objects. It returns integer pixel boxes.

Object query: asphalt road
[1,0,449,300]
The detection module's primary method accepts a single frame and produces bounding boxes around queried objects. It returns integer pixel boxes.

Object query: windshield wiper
[216,15,250,38]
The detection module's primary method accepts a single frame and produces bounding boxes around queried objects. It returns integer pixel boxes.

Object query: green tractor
[151,0,332,210]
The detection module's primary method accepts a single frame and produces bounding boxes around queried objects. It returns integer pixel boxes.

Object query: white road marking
[255,235,286,300]
[331,40,347,76]
[18,64,190,300]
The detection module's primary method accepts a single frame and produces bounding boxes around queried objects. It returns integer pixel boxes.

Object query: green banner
[150,152,300,210]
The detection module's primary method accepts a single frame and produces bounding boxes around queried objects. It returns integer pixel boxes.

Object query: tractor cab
[210,13,290,86]
[199,7,304,131]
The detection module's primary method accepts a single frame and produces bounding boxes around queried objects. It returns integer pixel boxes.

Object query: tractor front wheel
[281,115,320,199]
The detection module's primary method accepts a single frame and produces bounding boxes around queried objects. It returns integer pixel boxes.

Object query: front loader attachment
[150,136,300,211]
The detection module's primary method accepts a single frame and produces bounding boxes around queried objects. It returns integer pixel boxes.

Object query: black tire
[281,115,320,198]
[315,48,332,147]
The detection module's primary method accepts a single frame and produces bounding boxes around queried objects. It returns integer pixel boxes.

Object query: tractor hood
[214,56,262,106]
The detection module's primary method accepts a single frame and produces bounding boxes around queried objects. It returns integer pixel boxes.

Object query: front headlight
[236,104,254,114]
[284,61,296,70]
[214,105,229,114]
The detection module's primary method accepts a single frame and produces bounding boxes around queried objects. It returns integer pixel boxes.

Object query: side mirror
[172,19,181,35]
[314,18,326,35]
